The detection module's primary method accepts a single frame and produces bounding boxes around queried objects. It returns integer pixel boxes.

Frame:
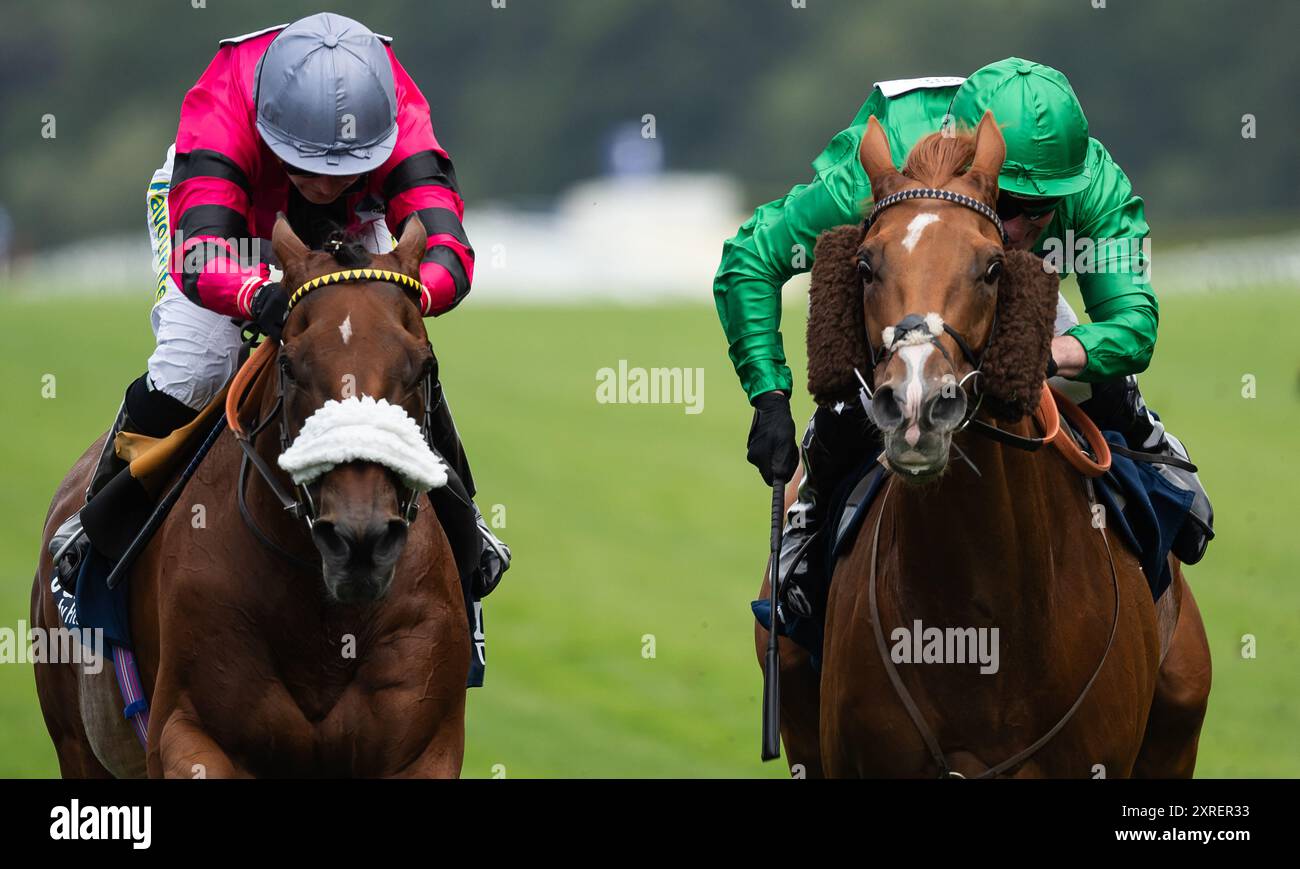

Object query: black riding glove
[746,391,798,486]
[249,281,289,343]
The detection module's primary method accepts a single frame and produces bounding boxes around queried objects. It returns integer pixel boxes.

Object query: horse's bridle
[855,186,1049,452]
[855,189,1120,778]
[234,268,437,567]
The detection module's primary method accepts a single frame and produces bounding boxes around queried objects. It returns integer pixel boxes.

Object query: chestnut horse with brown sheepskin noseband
[33,216,471,777]
[756,112,1210,778]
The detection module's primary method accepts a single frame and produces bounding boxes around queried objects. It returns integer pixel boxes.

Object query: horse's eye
[984,260,1003,284]
[279,356,298,384]
[407,356,434,391]
[857,256,874,284]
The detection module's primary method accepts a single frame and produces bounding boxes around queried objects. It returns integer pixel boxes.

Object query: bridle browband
[855,185,1051,451]
[865,186,1008,244]
[235,268,437,567]
[287,267,425,310]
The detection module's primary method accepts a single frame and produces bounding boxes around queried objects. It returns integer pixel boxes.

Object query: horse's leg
[31,572,114,778]
[152,708,250,778]
[32,440,119,779]
[387,702,467,779]
[1132,565,1211,778]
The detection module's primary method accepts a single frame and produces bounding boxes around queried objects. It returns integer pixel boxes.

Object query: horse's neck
[883,419,1075,620]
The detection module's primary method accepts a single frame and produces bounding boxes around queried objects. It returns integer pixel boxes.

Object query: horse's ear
[859,116,903,201]
[967,110,1005,202]
[271,214,309,283]
[979,250,1059,420]
[806,225,870,406]
[392,216,427,279]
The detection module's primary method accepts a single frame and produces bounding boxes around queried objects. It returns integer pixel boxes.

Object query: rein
[224,269,436,564]
[866,474,1121,779]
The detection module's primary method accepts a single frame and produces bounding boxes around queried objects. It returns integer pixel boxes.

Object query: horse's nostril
[371,519,409,565]
[869,387,905,431]
[926,384,968,431]
[314,517,408,567]
[311,520,349,560]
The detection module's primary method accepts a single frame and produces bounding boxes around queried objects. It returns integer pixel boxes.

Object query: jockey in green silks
[715,57,1213,620]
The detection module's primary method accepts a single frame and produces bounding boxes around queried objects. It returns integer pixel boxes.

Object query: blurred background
[0,0,1296,776]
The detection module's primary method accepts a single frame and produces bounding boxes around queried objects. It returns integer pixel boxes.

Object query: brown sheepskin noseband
[806,216,1059,422]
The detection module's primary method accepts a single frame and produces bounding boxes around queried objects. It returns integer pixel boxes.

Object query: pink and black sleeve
[166,46,271,319]
[374,50,474,317]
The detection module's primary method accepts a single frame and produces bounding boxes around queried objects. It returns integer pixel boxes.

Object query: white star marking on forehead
[339,314,353,345]
[902,212,941,254]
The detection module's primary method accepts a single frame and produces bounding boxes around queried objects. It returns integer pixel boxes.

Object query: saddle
[79,385,230,568]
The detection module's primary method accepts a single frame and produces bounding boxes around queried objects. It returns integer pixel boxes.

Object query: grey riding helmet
[254,13,399,176]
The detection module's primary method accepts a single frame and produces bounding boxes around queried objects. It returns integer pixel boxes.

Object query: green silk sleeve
[712,84,958,401]
[1051,140,1159,381]
[713,177,860,401]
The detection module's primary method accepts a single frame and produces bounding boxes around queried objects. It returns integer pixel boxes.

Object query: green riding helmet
[947,57,1092,198]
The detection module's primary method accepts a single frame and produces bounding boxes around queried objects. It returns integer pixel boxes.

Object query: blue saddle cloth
[52,547,131,651]
[1092,432,1194,599]
[752,430,1195,666]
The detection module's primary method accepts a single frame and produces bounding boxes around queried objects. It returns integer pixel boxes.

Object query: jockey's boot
[426,382,511,598]
[48,374,197,586]
[777,401,877,622]
[1079,375,1214,564]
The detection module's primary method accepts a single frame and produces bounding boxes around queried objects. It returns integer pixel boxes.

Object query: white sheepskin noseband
[277,395,448,491]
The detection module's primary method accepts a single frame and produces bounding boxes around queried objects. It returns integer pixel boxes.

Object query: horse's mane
[321,227,373,268]
[901,130,978,187]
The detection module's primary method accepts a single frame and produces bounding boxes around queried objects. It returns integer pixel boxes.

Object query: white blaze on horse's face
[870,311,969,478]
[901,212,940,254]
[897,343,933,447]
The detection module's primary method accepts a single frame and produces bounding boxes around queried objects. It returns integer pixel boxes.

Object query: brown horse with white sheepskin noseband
[757,112,1210,778]
[34,216,472,777]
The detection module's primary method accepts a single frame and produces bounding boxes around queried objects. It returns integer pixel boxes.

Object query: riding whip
[761,480,783,761]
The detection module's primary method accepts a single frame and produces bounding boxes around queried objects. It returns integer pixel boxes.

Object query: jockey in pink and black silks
[51,13,509,608]
[163,18,472,323]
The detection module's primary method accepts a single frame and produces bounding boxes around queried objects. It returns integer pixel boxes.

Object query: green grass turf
[0,282,1295,777]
